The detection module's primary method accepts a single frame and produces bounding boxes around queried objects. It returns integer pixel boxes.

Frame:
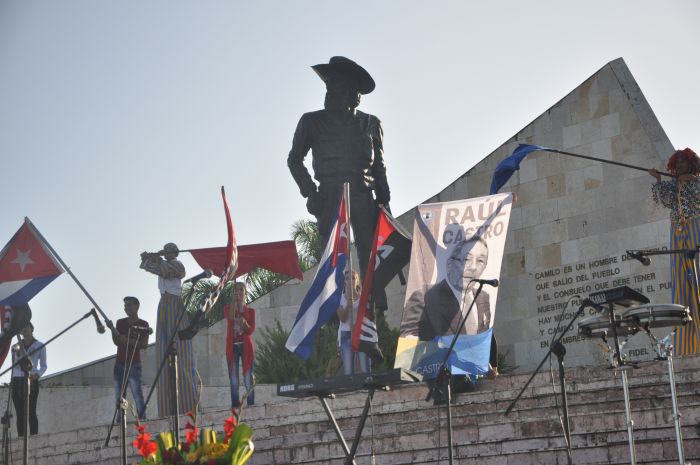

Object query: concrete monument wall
[406,57,676,372]
[46,57,677,389]
[254,58,677,373]
[22,58,686,442]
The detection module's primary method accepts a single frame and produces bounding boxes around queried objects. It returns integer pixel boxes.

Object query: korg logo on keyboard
[279,384,295,393]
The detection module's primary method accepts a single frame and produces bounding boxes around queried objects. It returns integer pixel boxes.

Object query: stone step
[5,356,700,464]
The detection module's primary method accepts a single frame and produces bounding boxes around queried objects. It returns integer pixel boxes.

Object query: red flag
[178,188,239,339]
[189,241,302,280]
[221,186,237,278]
[0,218,64,305]
[352,207,412,355]
[331,191,350,269]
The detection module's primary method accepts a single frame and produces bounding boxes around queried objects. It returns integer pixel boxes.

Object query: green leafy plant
[255,319,341,383]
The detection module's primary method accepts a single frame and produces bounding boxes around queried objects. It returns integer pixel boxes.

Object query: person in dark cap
[287,56,391,281]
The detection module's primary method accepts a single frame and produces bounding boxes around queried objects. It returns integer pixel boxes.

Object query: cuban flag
[0,218,64,306]
[286,192,349,360]
[489,144,548,194]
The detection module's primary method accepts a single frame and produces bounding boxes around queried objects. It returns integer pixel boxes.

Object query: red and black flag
[352,207,411,360]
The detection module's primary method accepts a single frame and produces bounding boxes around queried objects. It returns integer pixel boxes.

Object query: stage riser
[5,356,700,464]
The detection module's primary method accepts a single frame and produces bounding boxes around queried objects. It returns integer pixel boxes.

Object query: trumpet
[140,250,165,259]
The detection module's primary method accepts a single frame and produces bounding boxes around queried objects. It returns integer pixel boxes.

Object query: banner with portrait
[395,193,513,379]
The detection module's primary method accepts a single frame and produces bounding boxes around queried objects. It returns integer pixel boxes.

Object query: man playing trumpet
[140,243,199,417]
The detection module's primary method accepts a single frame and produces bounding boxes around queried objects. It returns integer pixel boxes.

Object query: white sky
[1,1,698,378]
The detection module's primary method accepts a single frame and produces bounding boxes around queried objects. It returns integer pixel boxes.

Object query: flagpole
[24,217,114,328]
[343,182,354,310]
[543,148,673,177]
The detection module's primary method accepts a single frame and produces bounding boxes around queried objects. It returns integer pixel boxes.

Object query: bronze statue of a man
[287,56,391,278]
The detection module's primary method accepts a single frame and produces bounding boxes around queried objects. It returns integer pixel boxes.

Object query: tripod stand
[104,328,146,465]
[0,309,99,465]
[1,380,13,465]
[424,281,495,465]
[505,299,595,465]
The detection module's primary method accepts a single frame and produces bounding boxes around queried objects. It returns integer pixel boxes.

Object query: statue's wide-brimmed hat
[311,56,375,95]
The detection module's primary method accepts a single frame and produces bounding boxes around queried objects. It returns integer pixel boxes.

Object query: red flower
[224,413,238,441]
[132,424,158,458]
[184,411,199,448]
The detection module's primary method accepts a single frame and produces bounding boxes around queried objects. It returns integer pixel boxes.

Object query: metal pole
[544,149,673,177]
[22,376,29,465]
[620,368,637,465]
[445,374,454,465]
[24,217,113,325]
[119,398,127,465]
[665,348,686,465]
[342,183,359,372]
[347,389,375,463]
[319,397,356,465]
[551,342,573,465]
[2,378,13,465]
[344,182,353,292]
[171,346,180,448]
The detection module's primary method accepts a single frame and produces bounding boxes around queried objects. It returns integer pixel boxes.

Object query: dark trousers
[11,377,38,436]
[317,183,377,279]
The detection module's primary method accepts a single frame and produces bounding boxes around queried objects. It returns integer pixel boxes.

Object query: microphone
[183,269,213,284]
[90,309,106,334]
[130,325,153,335]
[471,278,499,287]
[627,251,651,266]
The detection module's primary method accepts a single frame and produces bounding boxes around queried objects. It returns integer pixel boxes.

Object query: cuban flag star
[0,218,64,306]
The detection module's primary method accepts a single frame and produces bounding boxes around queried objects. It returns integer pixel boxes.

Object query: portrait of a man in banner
[395,193,513,379]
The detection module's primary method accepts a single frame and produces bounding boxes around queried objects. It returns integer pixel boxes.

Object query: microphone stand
[1,376,14,465]
[626,247,699,465]
[0,309,100,465]
[14,335,32,465]
[627,247,700,263]
[103,329,144,465]
[504,300,594,465]
[424,282,488,465]
[139,280,200,447]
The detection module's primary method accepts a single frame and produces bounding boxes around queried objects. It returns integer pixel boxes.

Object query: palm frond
[181,278,234,328]
[290,219,323,266]
[245,268,289,302]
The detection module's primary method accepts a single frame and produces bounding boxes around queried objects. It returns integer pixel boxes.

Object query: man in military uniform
[287,56,391,279]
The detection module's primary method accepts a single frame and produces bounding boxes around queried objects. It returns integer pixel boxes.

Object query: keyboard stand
[318,387,382,465]
[277,369,422,464]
